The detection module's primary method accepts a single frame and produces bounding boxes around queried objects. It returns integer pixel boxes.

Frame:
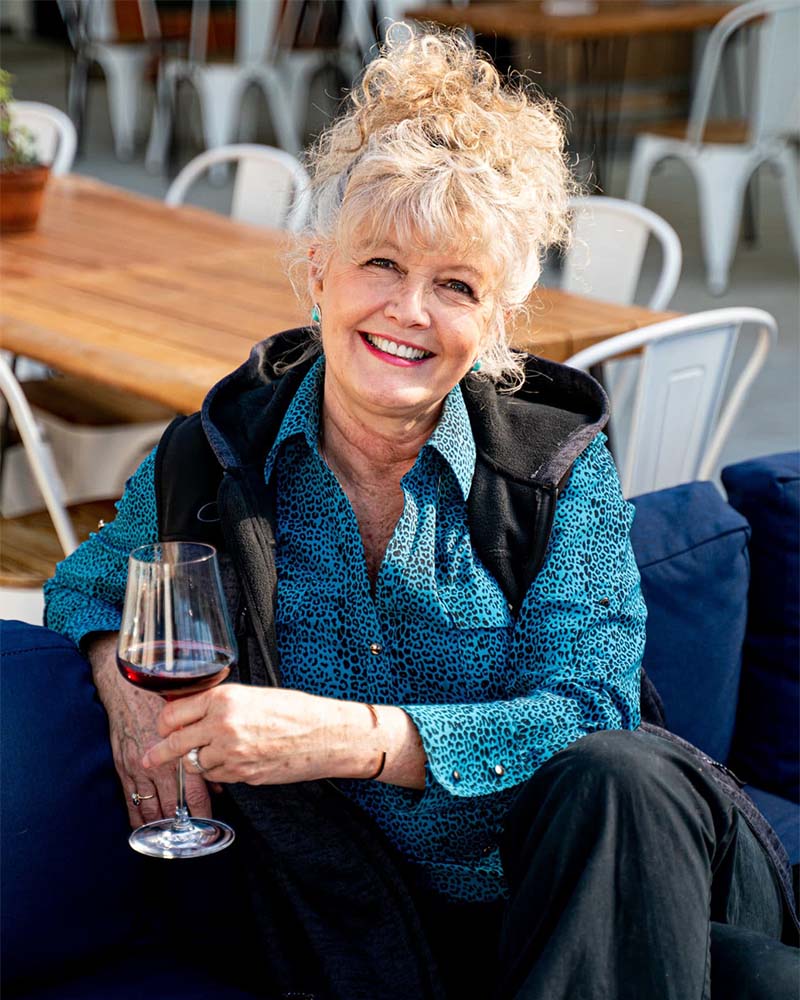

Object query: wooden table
[410,2,735,41]
[0,175,672,414]
[409,2,734,188]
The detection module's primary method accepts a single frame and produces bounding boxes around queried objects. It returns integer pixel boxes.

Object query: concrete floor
[3,34,799,479]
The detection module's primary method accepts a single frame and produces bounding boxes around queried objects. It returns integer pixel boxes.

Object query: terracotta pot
[0,164,51,233]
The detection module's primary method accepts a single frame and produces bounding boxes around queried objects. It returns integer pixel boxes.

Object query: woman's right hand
[86,633,213,827]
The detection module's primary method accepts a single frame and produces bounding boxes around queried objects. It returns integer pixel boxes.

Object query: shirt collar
[264,358,476,499]
[264,356,325,484]
[422,384,475,500]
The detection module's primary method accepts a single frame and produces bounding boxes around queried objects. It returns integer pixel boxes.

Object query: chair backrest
[562,196,682,311]
[565,308,777,497]
[0,356,77,557]
[9,101,77,176]
[688,0,800,145]
[59,0,161,44]
[165,144,311,233]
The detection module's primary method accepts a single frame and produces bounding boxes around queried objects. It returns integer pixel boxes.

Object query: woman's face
[310,227,497,424]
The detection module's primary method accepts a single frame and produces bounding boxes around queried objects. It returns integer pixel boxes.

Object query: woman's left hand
[141,684,377,785]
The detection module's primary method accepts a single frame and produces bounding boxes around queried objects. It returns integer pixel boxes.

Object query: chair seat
[0,500,118,588]
[642,119,750,144]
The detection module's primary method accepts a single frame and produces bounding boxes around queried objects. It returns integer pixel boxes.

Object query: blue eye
[366,257,396,270]
[446,279,475,298]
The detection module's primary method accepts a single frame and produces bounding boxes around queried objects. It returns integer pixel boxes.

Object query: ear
[307,245,324,302]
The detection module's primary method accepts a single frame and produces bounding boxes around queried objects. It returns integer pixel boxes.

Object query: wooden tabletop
[409,2,735,40]
[0,175,672,414]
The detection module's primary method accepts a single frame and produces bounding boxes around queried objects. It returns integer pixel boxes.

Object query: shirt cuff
[401,703,530,798]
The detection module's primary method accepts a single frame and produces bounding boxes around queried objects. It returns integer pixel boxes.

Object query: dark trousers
[418,730,798,1000]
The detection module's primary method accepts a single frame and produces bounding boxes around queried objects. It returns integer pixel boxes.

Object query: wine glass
[117,541,237,859]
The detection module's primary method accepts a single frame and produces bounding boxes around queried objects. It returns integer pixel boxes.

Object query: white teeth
[366,333,430,360]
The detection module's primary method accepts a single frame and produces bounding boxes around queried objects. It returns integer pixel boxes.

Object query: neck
[319,375,442,487]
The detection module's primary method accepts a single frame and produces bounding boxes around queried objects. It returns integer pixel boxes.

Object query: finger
[124,790,144,828]
[184,773,213,818]
[146,767,178,821]
[142,722,209,770]
[157,690,213,737]
[119,767,163,827]
[114,760,145,827]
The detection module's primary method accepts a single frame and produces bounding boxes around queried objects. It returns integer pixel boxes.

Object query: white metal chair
[165,143,310,232]
[626,0,800,295]
[145,0,303,175]
[564,307,778,497]
[561,196,683,467]
[563,196,683,311]
[0,356,76,624]
[9,101,77,175]
[58,0,169,161]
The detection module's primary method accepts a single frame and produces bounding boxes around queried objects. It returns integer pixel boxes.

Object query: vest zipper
[235,601,252,687]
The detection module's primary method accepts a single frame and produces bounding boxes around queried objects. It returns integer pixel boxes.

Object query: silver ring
[187,747,206,773]
[130,790,155,807]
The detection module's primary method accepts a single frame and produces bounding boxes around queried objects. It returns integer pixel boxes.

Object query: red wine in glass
[117,541,237,859]
[117,640,233,699]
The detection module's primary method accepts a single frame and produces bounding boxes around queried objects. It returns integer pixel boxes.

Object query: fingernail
[141,753,151,768]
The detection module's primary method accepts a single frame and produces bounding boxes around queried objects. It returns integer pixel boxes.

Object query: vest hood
[201,328,609,486]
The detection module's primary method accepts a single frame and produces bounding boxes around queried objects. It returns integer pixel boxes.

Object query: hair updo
[296,23,574,387]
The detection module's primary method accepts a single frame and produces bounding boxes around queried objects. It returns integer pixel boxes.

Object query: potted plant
[0,69,50,233]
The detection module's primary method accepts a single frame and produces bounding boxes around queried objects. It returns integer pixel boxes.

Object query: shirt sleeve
[43,449,159,649]
[402,435,646,798]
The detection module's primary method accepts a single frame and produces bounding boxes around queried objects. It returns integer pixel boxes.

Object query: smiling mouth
[362,332,433,361]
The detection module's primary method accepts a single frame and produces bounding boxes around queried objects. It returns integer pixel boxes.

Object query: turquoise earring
[471,359,482,372]
[311,304,321,324]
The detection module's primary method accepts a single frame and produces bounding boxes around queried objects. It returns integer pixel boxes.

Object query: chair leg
[145,67,176,174]
[774,145,800,267]
[194,70,246,183]
[692,151,754,296]
[67,54,90,155]
[237,82,260,144]
[742,173,759,246]
[258,71,302,156]
[625,135,662,205]
[99,47,150,161]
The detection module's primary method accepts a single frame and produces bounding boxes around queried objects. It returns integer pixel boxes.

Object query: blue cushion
[0,622,147,987]
[1,622,259,994]
[722,453,800,803]
[629,482,750,762]
[744,786,800,866]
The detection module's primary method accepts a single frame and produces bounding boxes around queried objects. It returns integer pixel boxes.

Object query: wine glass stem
[173,758,192,831]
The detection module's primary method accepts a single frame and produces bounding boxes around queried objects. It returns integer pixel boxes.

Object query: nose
[384,279,430,328]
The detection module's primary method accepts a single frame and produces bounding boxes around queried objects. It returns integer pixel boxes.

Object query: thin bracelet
[363,703,387,780]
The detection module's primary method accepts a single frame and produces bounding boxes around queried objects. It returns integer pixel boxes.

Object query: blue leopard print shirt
[44,357,645,903]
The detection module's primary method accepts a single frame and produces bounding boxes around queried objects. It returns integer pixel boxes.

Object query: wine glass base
[129,817,235,859]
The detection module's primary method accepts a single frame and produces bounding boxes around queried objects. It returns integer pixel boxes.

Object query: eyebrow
[366,239,485,280]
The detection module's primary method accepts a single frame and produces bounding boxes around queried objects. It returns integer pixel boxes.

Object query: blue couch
[2,452,798,999]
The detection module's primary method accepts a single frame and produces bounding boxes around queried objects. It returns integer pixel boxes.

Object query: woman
[44,27,795,1000]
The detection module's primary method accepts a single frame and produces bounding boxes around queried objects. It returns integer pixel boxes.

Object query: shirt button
[452,769,462,782]
[368,642,382,656]
[493,764,505,777]
[598,597,610,607]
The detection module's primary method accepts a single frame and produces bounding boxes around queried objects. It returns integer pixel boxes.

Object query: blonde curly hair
[294,23,574,386]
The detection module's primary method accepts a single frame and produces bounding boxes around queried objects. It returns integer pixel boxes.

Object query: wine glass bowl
[117,542,237,859]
